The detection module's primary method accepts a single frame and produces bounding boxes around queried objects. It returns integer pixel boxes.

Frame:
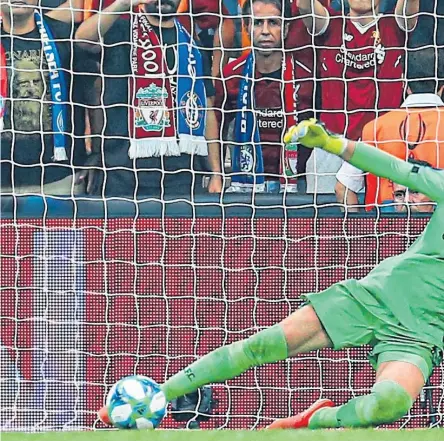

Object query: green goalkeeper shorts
[304,280,442,382]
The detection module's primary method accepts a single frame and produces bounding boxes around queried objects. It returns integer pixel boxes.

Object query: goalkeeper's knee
[223,325,288,374]
[352,380,413,426]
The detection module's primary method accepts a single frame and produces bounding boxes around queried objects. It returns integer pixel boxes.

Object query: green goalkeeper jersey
[348,142,444,349]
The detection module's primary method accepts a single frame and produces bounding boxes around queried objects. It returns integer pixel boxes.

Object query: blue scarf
[129,16,207,158]
[35,11,68,161]
[232,53,265,190]
[176,20,207,143]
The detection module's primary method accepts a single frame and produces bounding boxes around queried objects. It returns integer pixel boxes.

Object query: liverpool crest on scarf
[129,15,207,158]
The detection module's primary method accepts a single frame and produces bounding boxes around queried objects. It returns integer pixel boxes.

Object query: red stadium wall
[0,217,442,429]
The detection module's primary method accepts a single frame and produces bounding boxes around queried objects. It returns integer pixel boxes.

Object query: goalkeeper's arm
[286,119,444,204]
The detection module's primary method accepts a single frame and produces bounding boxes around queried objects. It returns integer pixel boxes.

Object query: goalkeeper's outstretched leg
[99,304,333,425]
[99,302,423,429]
[158,304,333,402]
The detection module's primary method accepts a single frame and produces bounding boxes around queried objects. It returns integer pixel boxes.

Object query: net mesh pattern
[1,217,442,430]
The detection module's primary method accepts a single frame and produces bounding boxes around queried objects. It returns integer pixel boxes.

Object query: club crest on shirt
[372,30,386,64]
[179,91,204,130]
[372,30,382,45]
[135,84,171,132]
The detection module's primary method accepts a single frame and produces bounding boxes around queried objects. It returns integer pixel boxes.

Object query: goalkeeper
[100,119,444,429]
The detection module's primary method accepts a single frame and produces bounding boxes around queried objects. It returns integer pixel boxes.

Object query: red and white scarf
[129,14,207,158]
[280,53,299,191]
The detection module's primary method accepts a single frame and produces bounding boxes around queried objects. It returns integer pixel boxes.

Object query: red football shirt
[215,53,314,178]
[317,11,406,140]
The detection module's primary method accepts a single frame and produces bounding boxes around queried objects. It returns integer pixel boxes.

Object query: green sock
[309,380,413,429]
[161,325,288,402]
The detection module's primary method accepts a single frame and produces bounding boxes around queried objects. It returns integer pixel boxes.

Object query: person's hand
[114,0,153,11]
[74,153,102,195]
[208,175,223,193]
[284,118,346,156]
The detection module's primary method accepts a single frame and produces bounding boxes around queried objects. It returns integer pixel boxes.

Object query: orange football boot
[98,406,111,426]
[267,399,335,429]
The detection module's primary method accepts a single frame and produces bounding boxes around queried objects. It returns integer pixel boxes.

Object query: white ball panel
[111,403,133,423]
[106,383,118,407]
[150,392,166,413]
[136,418,154,429]
[123,378,146,401]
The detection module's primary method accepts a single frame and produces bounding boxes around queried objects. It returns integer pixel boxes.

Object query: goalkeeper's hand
[284,118,347,156]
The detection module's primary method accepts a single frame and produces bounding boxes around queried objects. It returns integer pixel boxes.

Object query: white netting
[1,0,444,432]
[1,216,443,430]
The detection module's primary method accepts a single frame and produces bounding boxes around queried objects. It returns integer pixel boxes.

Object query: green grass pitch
[2,429,443,441]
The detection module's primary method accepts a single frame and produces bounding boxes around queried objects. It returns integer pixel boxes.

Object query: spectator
[76,0,222,198]
[392,160,435,213]
[337,47,444,211]
[238,0,330,54]
[83,0,235,78]
[176,0,236,78]
[41,0,104,195]
[237,0,329,83]
[215,0,313,192]
[297,0,419,195]
[0,0,88,195]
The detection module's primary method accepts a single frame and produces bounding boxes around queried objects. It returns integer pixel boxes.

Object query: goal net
[1,0,444,432]
[1,216,443,430]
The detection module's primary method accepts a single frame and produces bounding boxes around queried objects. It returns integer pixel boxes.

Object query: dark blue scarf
[232,53,265,190]
[35,11,68,161]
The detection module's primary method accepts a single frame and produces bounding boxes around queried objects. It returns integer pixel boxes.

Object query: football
[106,375,167,429]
